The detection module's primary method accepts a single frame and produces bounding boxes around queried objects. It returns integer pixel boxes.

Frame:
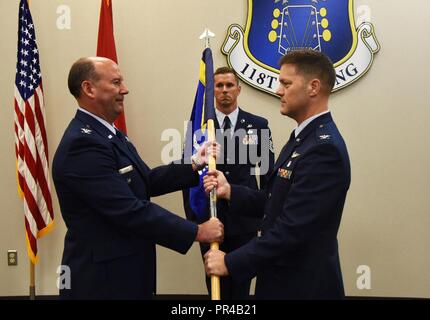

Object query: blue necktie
[223,116,233,164]
[288,129,296,145]
[116,129,127,144]
[223,116,231,131]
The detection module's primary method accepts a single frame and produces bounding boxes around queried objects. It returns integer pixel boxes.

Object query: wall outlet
[7,250,18,266]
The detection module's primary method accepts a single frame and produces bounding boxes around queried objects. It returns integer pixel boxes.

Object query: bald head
[68,57,114,99]
[67,56,128,123]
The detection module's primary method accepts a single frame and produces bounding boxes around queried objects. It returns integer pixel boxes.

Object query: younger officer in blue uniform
[203,50,351,299]
[53,57,223,299]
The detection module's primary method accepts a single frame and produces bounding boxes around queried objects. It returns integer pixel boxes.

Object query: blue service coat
[52,110,199,299]
[225,112,351,299]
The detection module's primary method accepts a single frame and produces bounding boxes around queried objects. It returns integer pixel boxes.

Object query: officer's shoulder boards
[316,124,332,144]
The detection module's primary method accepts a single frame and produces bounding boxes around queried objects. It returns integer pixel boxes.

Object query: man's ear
[308,79,321,97]
[81,80,95,99]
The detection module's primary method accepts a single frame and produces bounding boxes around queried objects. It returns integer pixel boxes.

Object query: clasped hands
[194,141,225,249]
[191,140,220,171]
[193,144,231,277]
[200,170,232,277]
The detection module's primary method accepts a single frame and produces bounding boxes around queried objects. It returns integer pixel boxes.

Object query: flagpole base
[29,286,36,300]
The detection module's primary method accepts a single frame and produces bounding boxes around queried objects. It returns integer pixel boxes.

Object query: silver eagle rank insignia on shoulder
[319,134,331,140]
[81,128,92,135]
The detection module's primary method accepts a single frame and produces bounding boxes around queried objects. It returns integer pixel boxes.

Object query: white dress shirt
[215,107,240,131]
[78,107,116,135]
[294,110,330,138]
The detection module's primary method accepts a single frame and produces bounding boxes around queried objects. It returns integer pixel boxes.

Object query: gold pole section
[207,119,220,300]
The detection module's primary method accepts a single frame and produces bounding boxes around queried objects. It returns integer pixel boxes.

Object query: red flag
[97,0,127,133]
[14,0,54,264]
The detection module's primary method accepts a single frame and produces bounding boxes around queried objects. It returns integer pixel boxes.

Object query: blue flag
[185,48,215,220]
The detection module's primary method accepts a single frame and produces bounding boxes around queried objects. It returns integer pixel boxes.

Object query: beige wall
[0,0,429,298]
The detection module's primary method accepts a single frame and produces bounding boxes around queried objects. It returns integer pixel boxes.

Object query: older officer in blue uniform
[53,57,223,299]
[183,67,274,299]
[203,50,351,299]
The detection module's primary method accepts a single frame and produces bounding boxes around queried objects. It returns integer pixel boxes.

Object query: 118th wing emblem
[270,0,329,54]
[222,0,380,95]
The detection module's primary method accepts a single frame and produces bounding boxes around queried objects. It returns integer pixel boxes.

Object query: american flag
[14,0,54,264]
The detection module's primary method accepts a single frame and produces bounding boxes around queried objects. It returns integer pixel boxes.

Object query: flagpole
[199,28,220,300]
[30,260,36,300]
[26,0,35,301]
[208,120,221,300]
